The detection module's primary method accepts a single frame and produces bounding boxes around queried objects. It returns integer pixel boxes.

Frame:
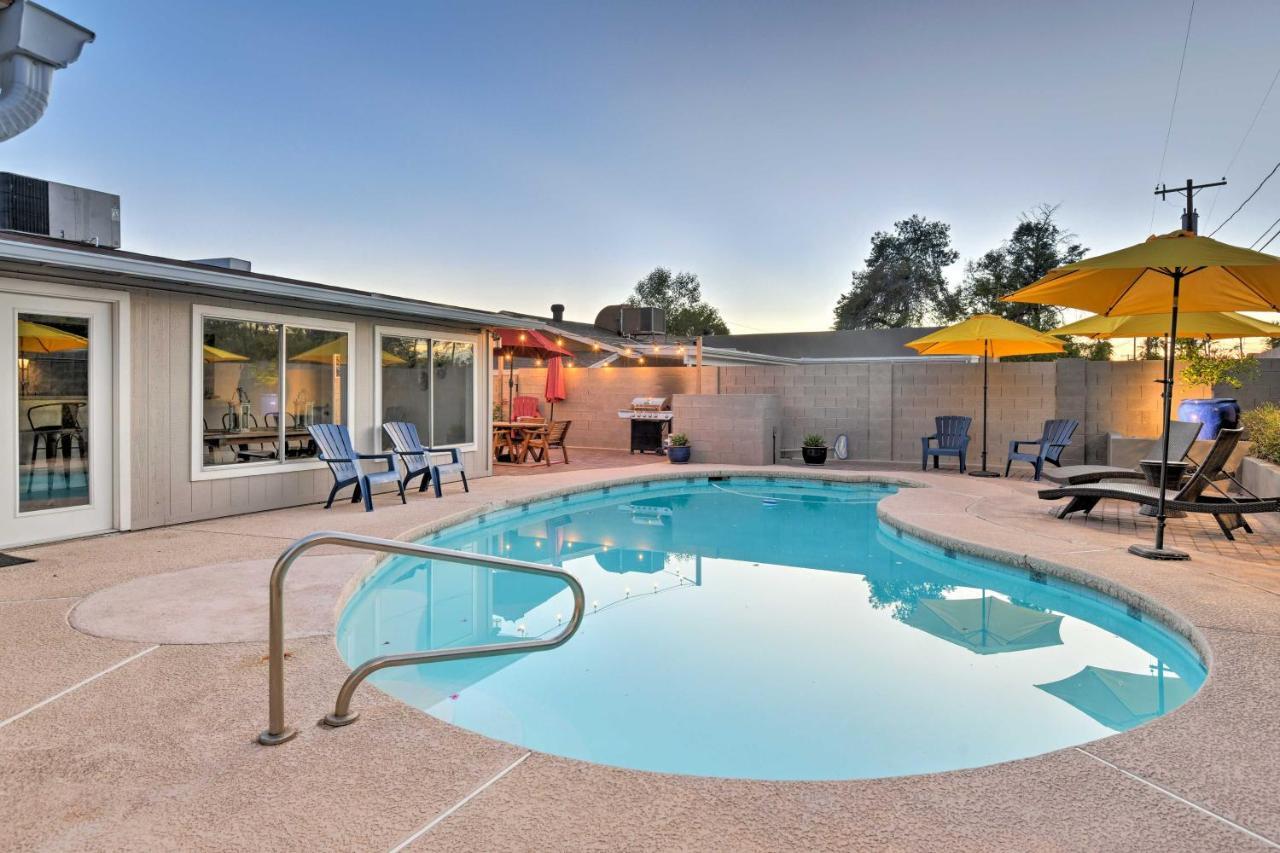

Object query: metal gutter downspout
[0,1,94,141]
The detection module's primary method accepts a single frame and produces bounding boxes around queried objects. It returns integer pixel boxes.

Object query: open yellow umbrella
[1005,230,1280,559]
[1051,311,1280,340]
[202,344,249,363]
[18,319,88,354]
[907,315,1064,477]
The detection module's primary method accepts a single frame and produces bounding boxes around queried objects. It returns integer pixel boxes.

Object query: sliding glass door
[376,328,477,450]
[3,293,113,547]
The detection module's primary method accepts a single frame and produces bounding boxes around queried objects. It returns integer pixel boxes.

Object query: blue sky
[8,0,1280,332]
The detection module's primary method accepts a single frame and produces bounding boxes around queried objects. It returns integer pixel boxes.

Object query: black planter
[802,446,828,465]
[668,445,692,464]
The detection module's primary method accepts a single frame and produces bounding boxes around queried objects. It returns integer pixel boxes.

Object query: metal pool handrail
[257,530,586,746]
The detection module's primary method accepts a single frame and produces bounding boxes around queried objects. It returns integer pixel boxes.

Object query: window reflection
[432,340,474,446]
[380,335,431,450]
[284,327,348,459]
[18,313,90,512]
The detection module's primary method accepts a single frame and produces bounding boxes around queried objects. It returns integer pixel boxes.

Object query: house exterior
[1,230,530,549]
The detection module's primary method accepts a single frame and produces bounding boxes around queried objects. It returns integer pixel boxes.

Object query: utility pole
[1153,177,1226,234]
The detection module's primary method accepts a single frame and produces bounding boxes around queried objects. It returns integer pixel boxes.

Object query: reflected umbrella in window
[291,337,407,368]
[19,318,88,353]
[201,344,249,363]
[1036,664,1195,732]
[903,593,1064,655]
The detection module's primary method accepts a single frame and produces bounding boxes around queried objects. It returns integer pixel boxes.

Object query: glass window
[197,312,349,470]
[200,318,280,467]
[432,340,475,446]
[284,326,348,459]
[18,313,90,512]
[380,335,431,449]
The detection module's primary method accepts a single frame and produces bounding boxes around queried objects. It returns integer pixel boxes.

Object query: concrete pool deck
[2,463,1279,851]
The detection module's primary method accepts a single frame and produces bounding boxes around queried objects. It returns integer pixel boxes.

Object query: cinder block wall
[492,359,1264,467]
[672,394,780,464]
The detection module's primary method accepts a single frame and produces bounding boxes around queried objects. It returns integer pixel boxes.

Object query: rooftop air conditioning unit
[0,171,120,247]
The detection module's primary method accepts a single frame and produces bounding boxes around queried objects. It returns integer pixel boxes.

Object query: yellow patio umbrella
[202,344,249,363]
[1050,311,1280,340]
[907,314,1065,477]
[18,319,88,353]
[1004,229,1280,560]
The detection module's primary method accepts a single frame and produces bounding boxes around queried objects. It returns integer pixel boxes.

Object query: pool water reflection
[337,478,1205,780]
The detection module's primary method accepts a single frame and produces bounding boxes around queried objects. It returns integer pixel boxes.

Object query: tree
[626,267,729,336]
[953,204,1086,332]
[833,215,961,329]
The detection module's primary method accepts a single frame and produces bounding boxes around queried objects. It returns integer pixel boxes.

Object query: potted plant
[667,433,692,464]
[1177,349,1258,438]
[802,433,828,465]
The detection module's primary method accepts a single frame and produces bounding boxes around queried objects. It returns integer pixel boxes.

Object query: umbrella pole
[507,352,515,422]
[970,342,1000,477]
[1130,271,1189,561]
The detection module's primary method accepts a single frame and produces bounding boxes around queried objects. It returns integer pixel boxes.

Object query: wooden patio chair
[1038,428,1277,540]
[512,395,541,420]
[525,420,572,467]
[1005,418,1079,480]
[383,421,469,498]
[308,423,405,512]
[921,415,972,473]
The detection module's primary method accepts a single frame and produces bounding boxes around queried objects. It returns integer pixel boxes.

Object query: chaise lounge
[1039,420,1203,486]
[1037,428,1277,540]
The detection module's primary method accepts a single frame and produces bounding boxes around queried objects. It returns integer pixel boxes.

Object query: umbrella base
[1127,544,1189,561]
[968,470,1001,478]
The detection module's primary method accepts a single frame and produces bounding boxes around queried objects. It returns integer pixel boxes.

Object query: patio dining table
[203,428,313,461]
[493,420,545,464]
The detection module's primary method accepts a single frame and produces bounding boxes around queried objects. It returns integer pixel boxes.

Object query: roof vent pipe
[550,303,565,322]
[0,1,93,142]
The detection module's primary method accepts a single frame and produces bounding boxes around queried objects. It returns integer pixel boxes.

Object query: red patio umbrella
[545,355,567,422]
[493,329,572,421]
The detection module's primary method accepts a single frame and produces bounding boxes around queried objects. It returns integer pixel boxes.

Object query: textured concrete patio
[2,461,1279,851]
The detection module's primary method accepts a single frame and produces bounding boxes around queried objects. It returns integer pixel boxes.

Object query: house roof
[0,230,537,332]
[700,328,944,361]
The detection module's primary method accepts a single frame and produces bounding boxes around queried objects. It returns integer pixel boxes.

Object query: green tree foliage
[627,267,729,336]
[953,205,1086,332]
[833,215,960,329]
[1063,339,1113,361]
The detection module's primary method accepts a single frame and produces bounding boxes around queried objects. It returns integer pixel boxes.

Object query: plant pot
[668,445,692,464]
[802,446,828,465]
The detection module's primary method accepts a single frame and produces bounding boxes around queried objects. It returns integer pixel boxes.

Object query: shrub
[1241,403,1280,464]
[668,433,689,447]
[803,433,826,448]
[1180,351,1259,390]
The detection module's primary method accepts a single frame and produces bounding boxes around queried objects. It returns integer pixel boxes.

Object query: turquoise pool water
[336,477,1205,781]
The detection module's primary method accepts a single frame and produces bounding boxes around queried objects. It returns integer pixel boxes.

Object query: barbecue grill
[617,396,673,454]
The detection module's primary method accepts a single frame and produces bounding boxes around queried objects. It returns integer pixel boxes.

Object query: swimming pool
[336,477,1205,781]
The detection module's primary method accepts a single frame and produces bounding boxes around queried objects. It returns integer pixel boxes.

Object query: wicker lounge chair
[309,423,405,512]
[921,416,971,473]
[1005,418,1078,480]
[382,421,469,498]
[1040,421,1203,486]
[1037,428,1276,540]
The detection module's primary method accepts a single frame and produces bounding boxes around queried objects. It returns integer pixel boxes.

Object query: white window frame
[373,324,482,453]
[191,304,356,482]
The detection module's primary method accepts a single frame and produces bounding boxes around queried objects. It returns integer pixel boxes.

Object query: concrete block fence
[494,359,1279,468]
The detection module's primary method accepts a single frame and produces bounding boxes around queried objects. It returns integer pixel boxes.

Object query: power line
[1205,60,1280,226]
[1259,224,1280,253]
[1250,212,1280,249]
[1149,0,1196,232]
[1209,159,1280,236]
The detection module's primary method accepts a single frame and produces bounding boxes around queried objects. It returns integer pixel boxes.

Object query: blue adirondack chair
[308,423,405,512]
[382,421,469,498]
[1005,418,1079,480]
[921,415,972,473]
